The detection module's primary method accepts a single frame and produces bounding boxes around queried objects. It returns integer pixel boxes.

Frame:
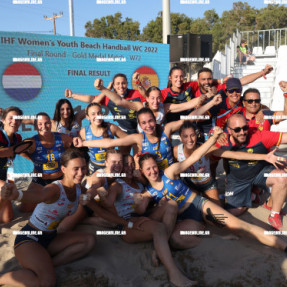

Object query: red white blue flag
[2,63,42,101]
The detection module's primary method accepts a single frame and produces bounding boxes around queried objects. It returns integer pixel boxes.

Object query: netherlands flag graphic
[2,63,42,101]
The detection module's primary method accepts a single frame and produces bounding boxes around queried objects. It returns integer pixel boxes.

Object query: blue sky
[0,0,279,37]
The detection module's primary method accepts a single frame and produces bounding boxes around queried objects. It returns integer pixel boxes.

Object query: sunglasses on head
[229,125,249,133]
[244,99,261,104]
[227,89,242,94]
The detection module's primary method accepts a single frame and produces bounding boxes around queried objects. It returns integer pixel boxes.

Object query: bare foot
[151,250,160,267]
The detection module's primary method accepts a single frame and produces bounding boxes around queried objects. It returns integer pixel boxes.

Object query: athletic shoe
[268,214,283,231]
[263,201,286,216]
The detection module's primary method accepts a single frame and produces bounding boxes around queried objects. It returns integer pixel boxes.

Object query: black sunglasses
[229,125,249,133]
[227,89,242,94]
[244,99,261,104]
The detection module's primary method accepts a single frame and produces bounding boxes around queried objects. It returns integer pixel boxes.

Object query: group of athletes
[1,64,287,287]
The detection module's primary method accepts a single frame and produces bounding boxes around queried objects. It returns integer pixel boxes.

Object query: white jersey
[137,102,165,133]
[177,143,211,184]
[30,180,81,231]
[55,121,80,138]
[114,178,143,219]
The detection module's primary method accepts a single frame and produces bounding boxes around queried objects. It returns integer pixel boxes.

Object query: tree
[85,12,140,41]
[220,2,258,39]
[256,4,287,30]
[140,12,192,43]
[140,12,162,43]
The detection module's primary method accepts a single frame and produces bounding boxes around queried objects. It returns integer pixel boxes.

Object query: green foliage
[85,12,140,41]
[140,12,192,43]
[256,4,287,30]
[84,2,287,53]
[140,12,162,43]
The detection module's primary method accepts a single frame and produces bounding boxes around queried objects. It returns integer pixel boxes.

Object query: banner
[0,31,169,172]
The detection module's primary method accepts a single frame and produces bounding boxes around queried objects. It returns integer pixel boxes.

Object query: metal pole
[162,0,170,44]
[268,30,270,47]
[69,0,75,36]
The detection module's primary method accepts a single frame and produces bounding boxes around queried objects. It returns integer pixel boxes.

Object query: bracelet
[284,93,287,98]
[261,70,267,79]
[15,190,23,202]
[128,221,133,229]
[220,78,223,84]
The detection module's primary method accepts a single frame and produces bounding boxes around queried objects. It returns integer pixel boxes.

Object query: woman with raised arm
[74,107,196,170]
[82,153,197,287]
[58,149,135,231]
[173,121,221,206]
[0,149,95,287]
[80,102,127,174]
[20,112,72,212]
[92,78,206,132]
[136,127,287,252]
[65,73,146,135]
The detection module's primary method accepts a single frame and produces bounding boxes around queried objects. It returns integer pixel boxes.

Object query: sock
[270,210,280,217]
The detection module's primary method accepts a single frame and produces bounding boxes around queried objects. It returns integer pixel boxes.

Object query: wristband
[15,190,23,202]
[284,93,287,98]
[262,70,267,80]
[128,221,133,229]
[220,78,223,84]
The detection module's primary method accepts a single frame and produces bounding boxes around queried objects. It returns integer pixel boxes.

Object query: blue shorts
[178,195,208,222]
[225,165,275,209]
[14,223,57,249]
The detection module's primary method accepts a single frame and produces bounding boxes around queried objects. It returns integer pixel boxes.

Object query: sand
[1,164,287,287]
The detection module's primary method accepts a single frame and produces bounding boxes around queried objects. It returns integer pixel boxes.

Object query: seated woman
[136,127,287,252]
[83,153,197,287]
[58,149,146,232]
[173,121,221,206]
[236,40,256,65]
[0,149,95,287]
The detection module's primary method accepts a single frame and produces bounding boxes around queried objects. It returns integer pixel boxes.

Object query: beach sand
[1,162,287,287]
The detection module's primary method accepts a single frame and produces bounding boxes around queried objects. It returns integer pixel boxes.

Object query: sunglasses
[227,89,242,94]
[229,125,249,133]
[244,99,261,104]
